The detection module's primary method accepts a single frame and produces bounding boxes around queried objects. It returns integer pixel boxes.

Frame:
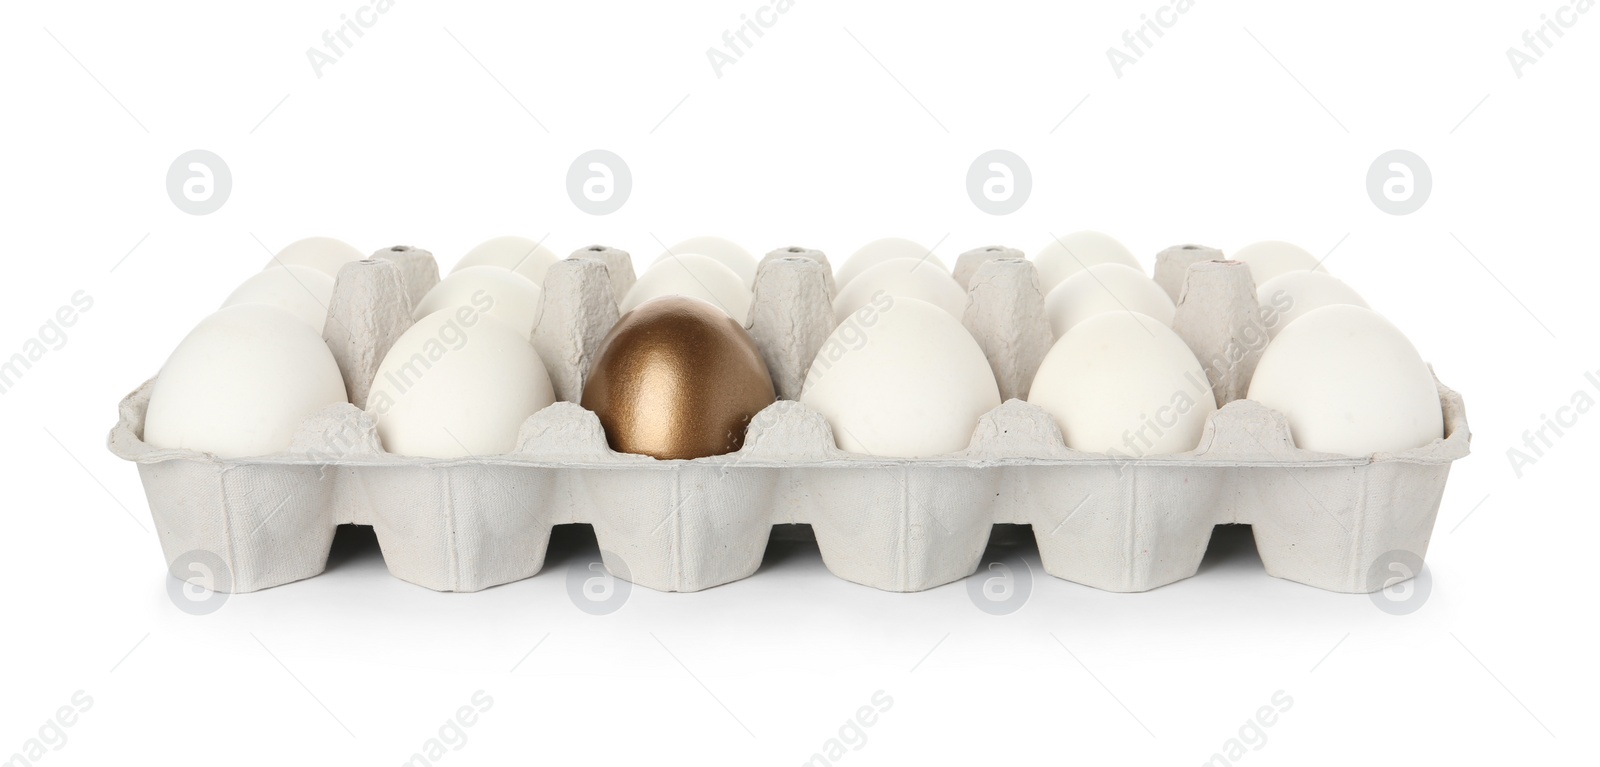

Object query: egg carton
[107,244,1470,595]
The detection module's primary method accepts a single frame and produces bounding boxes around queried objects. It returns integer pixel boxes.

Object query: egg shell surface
[221,264,335,332]
[1232,240,1324,287]
[654,236,758,287]
[414,266,543,339]
[801,296,1000,457]
[452,235,561,286]
[1044,262,1175,338]
[620,253,752,323]
[1028,311,1216,455]
[367,310,556,458]
[1032,230,1141,292]
[1247,304,1442,456]
[144,304,349,457]
[833,257,967,323]
[263,236,364,277]
[835,237,946,288]
[1256,270,1368,339]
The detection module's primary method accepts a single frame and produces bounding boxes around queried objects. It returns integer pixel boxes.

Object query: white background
[1,0,1595,763]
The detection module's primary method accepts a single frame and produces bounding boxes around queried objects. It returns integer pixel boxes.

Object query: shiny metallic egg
[581,296,776,460]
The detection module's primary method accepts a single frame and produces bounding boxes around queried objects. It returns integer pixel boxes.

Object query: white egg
[144,304,348,457]
[221,265,335,332]
[1247,304,1442,456]
[1044,263,1175,338]
[833,257,967,323]
[367,311,556,458]
[1256,270,1368,339]
[654,236,757,287]
[1232,240,1324,286]
[621,253,752,322]
[1029,311,1216,456]
[264,236,364,277]
[452,235,561,286]
[835,238,946,288]
[1033,230,1141,292]
[801,297,1000,457]
[414,266,543,339]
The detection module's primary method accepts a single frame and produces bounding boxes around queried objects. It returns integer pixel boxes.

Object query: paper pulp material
[108,245,1469,595]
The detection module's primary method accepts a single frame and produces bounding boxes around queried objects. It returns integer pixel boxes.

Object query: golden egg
[582,296,776,460]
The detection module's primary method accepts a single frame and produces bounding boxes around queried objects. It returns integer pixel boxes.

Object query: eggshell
[654,236,757,287]
[801,296,1000,457]
[1257,270,1368,339]
[620,253,751,323]
[452,235,560,286]
[220,264,335,332]
[833,257,967,323]
[1028,311,1216,455]
[835,238,946,288]
[144,304,348,457]
[1247,304,1441,456]
[1232,240,1324,286]
[1033,230,1141,291]
[582,296,775,460]
[263,236,364,277]
[414,266,543,339]
[1044,263,1175,338]
[367,311,556,458]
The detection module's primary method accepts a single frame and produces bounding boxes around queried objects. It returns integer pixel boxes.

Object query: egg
[801,296,1000,457]
[1029,311,1215,456]
[263,236,364,277]
[452,235,560,286]
[582,296,776,460]
[620,254,752,323]
[1232,240,1324,286]
[367,311,556,458]
[414,266,543,339]
[220,265,335,332]
[144,304,348,457]
[1033,230,1141,292]
[655,236,757,287]
[1247,304,1441,455]
[1044,263,1175,338]
[1256,270,1368,339]
[833,257,967,323]
[835,238,946,288]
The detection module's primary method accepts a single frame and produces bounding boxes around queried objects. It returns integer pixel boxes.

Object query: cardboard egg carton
[107,244,1470,595]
